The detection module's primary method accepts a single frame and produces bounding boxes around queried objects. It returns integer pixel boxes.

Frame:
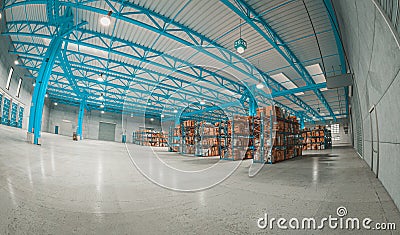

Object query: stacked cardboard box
[253,106,302,163]
[133,129,168,147]
[220,115,252,160]
[182,120,196,154]
[301,126,331,150]
[197,122,220,157]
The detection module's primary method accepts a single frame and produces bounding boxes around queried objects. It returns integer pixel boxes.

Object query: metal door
[55,126,59,134]
[369,105,380,177]
[98,122,116,141]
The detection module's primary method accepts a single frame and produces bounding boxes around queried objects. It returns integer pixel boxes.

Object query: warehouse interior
[0,0,399,233]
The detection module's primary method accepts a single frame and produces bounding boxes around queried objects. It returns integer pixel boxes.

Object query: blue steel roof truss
[2,0,345,121]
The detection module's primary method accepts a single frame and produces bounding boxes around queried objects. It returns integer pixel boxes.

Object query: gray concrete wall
[0,33,50,132]
[334,0,400,209]
[47,103,161,142]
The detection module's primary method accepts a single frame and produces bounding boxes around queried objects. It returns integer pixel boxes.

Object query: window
[331,123,340,134]
[16,78,22,98]
[6,67,14,90]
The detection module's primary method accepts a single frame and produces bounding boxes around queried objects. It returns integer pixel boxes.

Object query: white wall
[334,0,400,210]
[0,32,50,132]
[47,103,162,142]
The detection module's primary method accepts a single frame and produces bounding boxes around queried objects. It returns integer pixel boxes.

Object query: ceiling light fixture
[97,73,104,82]
[161,114,165,118]
[256,83,264,89]
[99,93,105,101]
[173,109,178,113]
[14,59,19,65]
[200,99,206,105]
[100,11,112,27]
[101,110,105,114]
[100,103,105,108]
[150,118,154,122]
[45,94,48,98]
[234,19,247,54]
[54,102,58,106]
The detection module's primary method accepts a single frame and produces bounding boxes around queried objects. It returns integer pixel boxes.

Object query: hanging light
[130,113,134,118]
[97,73,104,82]
[14,59,19,65]
[100,11,112,27]
[99,93,105,101]
[173,109,178,113]
[54,102,58,106]
[45,94,48,98]
[161,114,165,118]
[234,19,247,54]
[200,99,206,105]
[100,103,105,108]
[256,83,264,89]
[101,110,105,114]
[150,118,154,122]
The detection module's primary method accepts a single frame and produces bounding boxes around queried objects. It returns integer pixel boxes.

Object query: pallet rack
[253,106,303,164]
[181,120,196,154]
[132,127,167,147]
[195,122,220,157]
[301,127,332,150]
[168,106,303,163]
[219,115,252,160]
[176,120,221,156]
[168,126,181,152]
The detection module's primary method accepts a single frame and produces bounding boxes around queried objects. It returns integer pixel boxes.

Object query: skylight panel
[270,73,304,96]
[305,64,326,84]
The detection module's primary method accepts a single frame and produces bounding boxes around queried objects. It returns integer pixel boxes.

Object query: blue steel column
[248,97,257,117]
[76,100,86,140]
[300,116,305,129]
[28,35,64,144]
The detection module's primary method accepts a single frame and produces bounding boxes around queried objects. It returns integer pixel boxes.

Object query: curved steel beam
[221,0,335,120]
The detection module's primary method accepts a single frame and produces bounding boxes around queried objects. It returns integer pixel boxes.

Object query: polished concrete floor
[0,125,399,234]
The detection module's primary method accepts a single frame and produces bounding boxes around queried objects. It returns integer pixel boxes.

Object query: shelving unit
[168,126,181,152]
[195,122,220,157]
[220,115,252,160]
[301,127,332,150]
[132,127,167,147]
[181,120,196,154]
[253,106,303,164]
[168,106,302,163]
